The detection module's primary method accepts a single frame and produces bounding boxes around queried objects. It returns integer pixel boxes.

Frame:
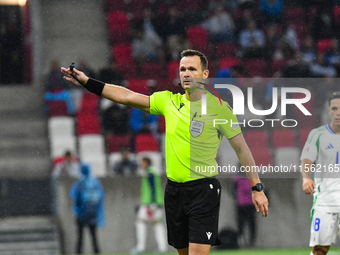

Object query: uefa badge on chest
[190,120,204,138]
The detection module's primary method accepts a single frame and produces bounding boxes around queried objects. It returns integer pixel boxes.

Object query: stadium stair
[0,86,50,178]
[0,216,61,255]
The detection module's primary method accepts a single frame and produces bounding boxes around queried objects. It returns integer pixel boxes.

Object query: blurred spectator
[43,59,75,115]
[98,59,123,86]
[203,4,235,43]
[312,6,337,40]
[325,39,340,74]
[129,108,159,136]
[282,25,299,52]
[130,157,167,254]
[101,102,131,137]
[139,8,161,41]
[113,146,138,176]
[310,53,337,78]
[283,51,311,78]
[132,28,163,76]
[259,0,283,25]
[264,24,281,59]
[158,6,186,42]
[52,151,80,179]
[301,36,316,64]
[239,20,265,59]
[167,34,191,61]
[69,163,105,254]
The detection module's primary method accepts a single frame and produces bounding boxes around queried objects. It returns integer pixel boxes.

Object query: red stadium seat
[215,43,236,59]
[299,127,313,148]
[112,44,133,65]
[251,148,273,166]
[244,59,268,77]
[159,115,165,133]
[334,5,340,24]
[167,61,180,81]
[142,62,164,79]
[293,22,309,44]
[106,134,132,153]
[292,93,317,128]
[178,0,203,11]
[106,0,127,11]
[127,79,150,95]
[76,114,101,136]
[271,129,296,149]
[244,130,270,150]
[130,0,151,20]
[112,44,138,79]
[107,11,131,44]
[218,58,240,69]
[284,7,306,23]
[317,39,332,54]
[271,59,289,74]
[186,26,209,58]
[78,91,99,115]
[135,133,159,152]
[45,101,69,117]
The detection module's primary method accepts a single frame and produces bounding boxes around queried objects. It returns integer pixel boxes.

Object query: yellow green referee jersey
[150,90,241,183]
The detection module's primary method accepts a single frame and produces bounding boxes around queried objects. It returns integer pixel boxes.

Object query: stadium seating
[106,0,127,11]
[243,130,270,150]
[251,148,273,166]
[135,133,159,153]
[78,91,99,115]
[271,59,289,74]
[244,59,268,77]
[106,134,132,153]
[186,26,210,58]
[298,127,313,148]
[283,7,306,23]
[167,61,180,81]
[271,129,296,149]
[217,137,239,169]
[218,58,240,70]
[215,43,236,59]
[108,151,137,176]
[107,11,131,44]
[291,93,317,128]
[50,136,77,159]
[126,79,150,95]
[45,101,69,117]
[76,114,101,136]
[334,5,340,24]
[48,116,75,139]
[79,134,106,159]
[80,154,107,177]
[142,62,164,79]
[317,39,333,54]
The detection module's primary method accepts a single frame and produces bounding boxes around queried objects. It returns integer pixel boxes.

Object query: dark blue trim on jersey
[326,124,336,134]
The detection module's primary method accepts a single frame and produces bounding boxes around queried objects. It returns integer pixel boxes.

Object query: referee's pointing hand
[252,191,269,217]
[61,66,89,87]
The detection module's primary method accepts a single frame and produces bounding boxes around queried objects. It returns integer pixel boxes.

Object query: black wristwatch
[251,183,264,192]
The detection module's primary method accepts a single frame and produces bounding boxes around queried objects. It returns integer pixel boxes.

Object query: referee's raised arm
[61,66,150,113]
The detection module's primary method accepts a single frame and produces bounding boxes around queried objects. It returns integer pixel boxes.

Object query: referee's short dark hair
[180,49,208,71]
[329,92,340,106]
[142,157,152,167]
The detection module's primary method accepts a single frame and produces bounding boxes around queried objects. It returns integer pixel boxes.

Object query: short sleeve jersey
[300,124,340,212]
[150,90,241,183]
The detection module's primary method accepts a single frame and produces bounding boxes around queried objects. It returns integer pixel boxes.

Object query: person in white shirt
[300,91,340,255]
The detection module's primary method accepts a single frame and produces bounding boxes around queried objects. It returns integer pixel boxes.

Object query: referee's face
[179,56,209,90]
[329,98,340,126]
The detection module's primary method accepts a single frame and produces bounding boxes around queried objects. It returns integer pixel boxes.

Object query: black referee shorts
[164,177,222,249]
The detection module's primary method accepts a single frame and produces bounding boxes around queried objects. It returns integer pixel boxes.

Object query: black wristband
[83,78,105,96]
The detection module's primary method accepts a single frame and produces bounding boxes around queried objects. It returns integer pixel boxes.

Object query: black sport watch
[251,183,264,192]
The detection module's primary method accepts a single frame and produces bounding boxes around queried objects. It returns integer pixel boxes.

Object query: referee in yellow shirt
[61,49,268,255]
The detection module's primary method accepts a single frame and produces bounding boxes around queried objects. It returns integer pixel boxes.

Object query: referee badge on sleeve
[190,120,204,137]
